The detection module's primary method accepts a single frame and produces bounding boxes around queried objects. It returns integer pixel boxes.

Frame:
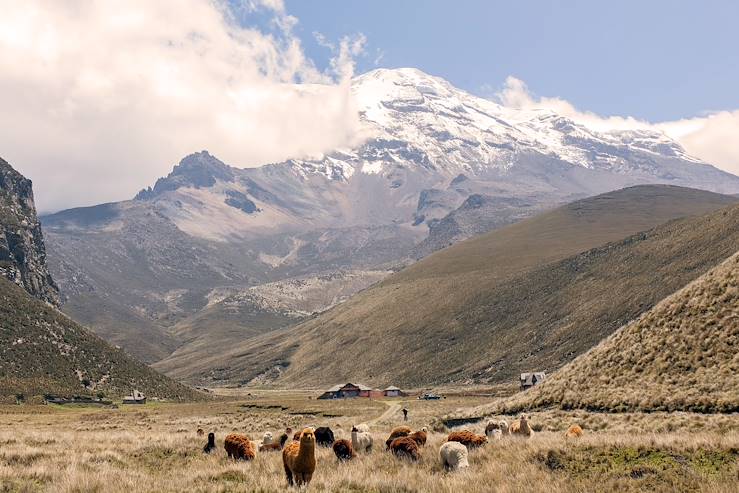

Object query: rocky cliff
[0,157,59,305]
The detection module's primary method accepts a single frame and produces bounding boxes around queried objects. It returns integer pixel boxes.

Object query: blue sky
[285,0,739,122]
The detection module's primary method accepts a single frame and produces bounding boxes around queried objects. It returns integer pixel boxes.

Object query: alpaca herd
[200,415,583,486]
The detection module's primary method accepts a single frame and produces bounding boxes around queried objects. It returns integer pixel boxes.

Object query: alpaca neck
[299,442,315,462]
[520,420,530,433]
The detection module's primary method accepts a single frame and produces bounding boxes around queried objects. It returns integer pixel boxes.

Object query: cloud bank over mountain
[0,0,364,211]
[1,1,737,212]
[495,76,739,177]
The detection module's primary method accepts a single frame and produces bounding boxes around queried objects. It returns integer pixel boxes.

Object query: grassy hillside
[482,251,739,414]
[0,276,200,402]
[179,185,739,387]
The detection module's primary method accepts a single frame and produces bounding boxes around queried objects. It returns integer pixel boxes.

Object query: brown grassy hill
[174,185,739,387]
[474,250,739,414]
[0,276,200,402]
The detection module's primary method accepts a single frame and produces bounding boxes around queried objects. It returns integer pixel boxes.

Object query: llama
[564,424,583,439]
[259,433,289,452]
[283,427,317,487]
[314,426,335,447]
[385,426,412,448]
[485,420,509,440]
[389,436,420,461]
[332,439,355,461]
[351,426,373,454]
[447,430,487,449]
[439,441,469,471]
[224,434,256,460]
[409,427,428,446]
[509,415,534,437]
[203,432,216,454]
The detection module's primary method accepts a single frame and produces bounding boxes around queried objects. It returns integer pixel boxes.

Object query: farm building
[122,389,146,404]
[383,386,407,397]
[318,383,380,399]
[520,372,546,390]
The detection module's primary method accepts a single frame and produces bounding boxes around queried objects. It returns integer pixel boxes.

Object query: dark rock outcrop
[0,157,59,305]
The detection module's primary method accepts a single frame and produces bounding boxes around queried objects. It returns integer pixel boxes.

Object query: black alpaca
[203,432,216,453]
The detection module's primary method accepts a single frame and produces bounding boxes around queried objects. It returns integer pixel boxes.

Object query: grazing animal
[353,423,370,433]
[262,431,274,446]
[314,426,335,447]
[351,426,373,454]
[282,427,317,487]
[439,441,469,471]
[509,415,534,437]
[385,426,413,448]
[224,434,256,460]
[332,439,355,461]
[485,420,509,440]
[203,432,216,454]
[293,430,303,441]
[389,436,420,461]
[409,427,428,446]
[259,433,289,452]
[447,430,487,449]
[197,428,204,436]
[564,424,583,439]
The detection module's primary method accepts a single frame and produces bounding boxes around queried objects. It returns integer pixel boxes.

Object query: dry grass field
[1,393,738,492]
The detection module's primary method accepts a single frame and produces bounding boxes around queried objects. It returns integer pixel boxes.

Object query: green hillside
[0,276,200,402]
[175,185,739,387]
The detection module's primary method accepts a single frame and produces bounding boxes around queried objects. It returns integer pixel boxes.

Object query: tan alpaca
[564,424,583,438]
[509,415,534,437]
[282,427,317,487]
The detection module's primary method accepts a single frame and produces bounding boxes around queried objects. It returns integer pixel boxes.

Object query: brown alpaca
[332,439,355,461]
[260,433,289,452]
[409,428,428,446]
[293,430,303,441]
[447,430,487,448]
[224,434,256,460]
[389,436,420,461]
[509,415,534,437]
[385,426,412,448]
[282,427,317,487]
[564,424,583,439]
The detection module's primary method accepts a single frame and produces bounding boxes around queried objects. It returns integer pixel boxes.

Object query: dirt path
[369,401,401,425]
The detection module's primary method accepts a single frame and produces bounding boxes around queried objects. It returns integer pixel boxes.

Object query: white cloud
[0,0,365,212]
[494,77,739,177]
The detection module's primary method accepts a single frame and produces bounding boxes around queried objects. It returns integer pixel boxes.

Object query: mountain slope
[0,158,197,401]
[480,251,739,414]
[43,68,739,362]
[169,186,739,386]
[0,276,197,401]
[1,157,59,305]
[154,269,389,381]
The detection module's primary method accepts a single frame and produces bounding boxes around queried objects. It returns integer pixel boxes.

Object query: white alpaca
[353,423,370,433]
[262,431,274,445]
[351,427,373,453]
[439,441,469,471]
[485,420,509,439]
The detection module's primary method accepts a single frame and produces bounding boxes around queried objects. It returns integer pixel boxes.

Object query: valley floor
[0,392,737,492]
